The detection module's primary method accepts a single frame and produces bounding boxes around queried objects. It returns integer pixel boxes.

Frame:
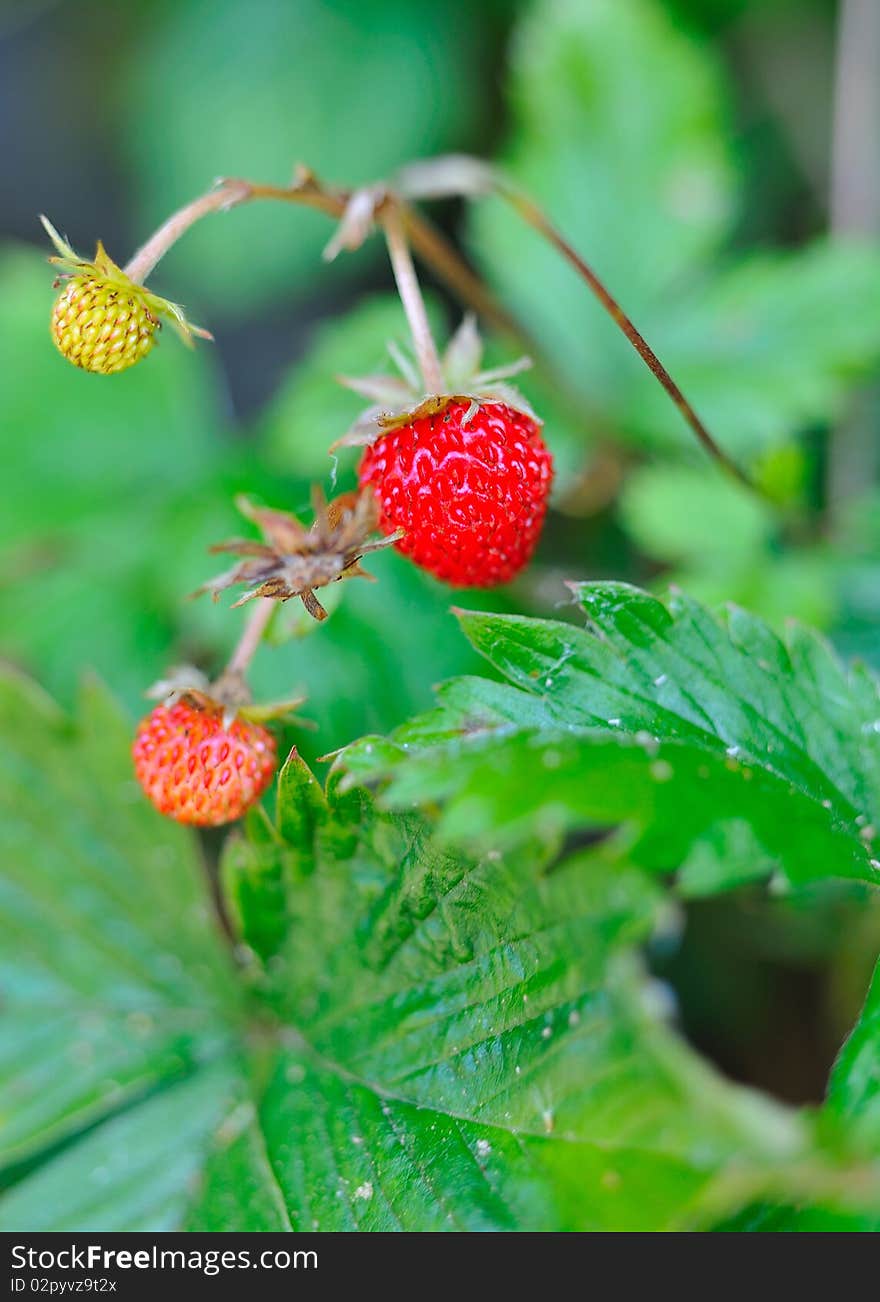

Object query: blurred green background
[1,0,879,1104]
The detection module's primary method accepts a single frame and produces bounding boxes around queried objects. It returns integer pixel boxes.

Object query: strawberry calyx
[332,314,538,450]
[145,665,305,731]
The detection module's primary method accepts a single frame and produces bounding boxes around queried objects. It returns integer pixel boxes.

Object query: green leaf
[220,834,288,967]
[220,748,328,965]
[341,583,880,890]
[202,786,823,1231]
[251,1046,719,1232]
[276,747,328,858]
[0,668,240,1188]
[0,1065,241,1233]
[184,1105,294,1232]
[825,956,880,1152]
[6,666,880,1231]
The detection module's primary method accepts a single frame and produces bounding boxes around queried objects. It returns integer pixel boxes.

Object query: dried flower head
[195,487,402,620]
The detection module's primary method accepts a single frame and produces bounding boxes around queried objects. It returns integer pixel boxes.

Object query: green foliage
[0,670,243,1226]
[343,583,880,891]
[4,0,880,1237]
[0,659,869,1233]
[6,581,880,1230]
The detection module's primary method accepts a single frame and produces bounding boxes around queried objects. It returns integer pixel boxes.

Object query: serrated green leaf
[0,1065,241,1233]
[7,665,880,1231]
[341,583,880,890]
[189,795,820,1231]
[0,668,240,1178]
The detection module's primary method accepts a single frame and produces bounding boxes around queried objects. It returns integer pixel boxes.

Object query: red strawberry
[133,698,277,827]
[358,399,553,587]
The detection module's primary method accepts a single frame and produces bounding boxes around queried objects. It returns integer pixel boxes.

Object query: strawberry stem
[120,169,520,349]
[394,155,760,496]
[225,597,275,677]
[496,183,759,496]
[123,180,253,284]
[381,204,444,394]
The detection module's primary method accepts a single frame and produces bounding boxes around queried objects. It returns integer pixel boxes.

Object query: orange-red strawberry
[133,698,277,827]
[359,399,553,587]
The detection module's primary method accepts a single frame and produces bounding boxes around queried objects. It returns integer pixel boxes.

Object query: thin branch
[120,167,521,347]
[831,0,880,234]
[827,0,880,514]
[123,181,253,283]
[380,204,444,393]
[498,184,758,494]
[399,202,527,343]
[225,598,276,677]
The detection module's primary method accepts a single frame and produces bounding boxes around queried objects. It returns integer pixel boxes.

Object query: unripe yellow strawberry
[41,216,211,376]
[51,271,159,374]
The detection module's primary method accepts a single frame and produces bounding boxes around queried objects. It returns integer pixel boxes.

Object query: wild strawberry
[133,697,277,827]
[337,316,553,588]
[52,274,159,375]
[42,216,210,375]
[359,400,552,587]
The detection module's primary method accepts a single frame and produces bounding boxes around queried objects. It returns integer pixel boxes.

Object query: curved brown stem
[497,185,758,495]
[394,154,760,496]
[225,597,276,678]
[120,168,522,342]
[123,180,253,283]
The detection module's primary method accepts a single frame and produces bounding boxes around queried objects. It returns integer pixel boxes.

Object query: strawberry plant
[3,0,880,1235]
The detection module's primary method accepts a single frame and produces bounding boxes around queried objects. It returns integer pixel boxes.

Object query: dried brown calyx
[332,313,538,450]
[195,486,401,621]
[144,665,306,729]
